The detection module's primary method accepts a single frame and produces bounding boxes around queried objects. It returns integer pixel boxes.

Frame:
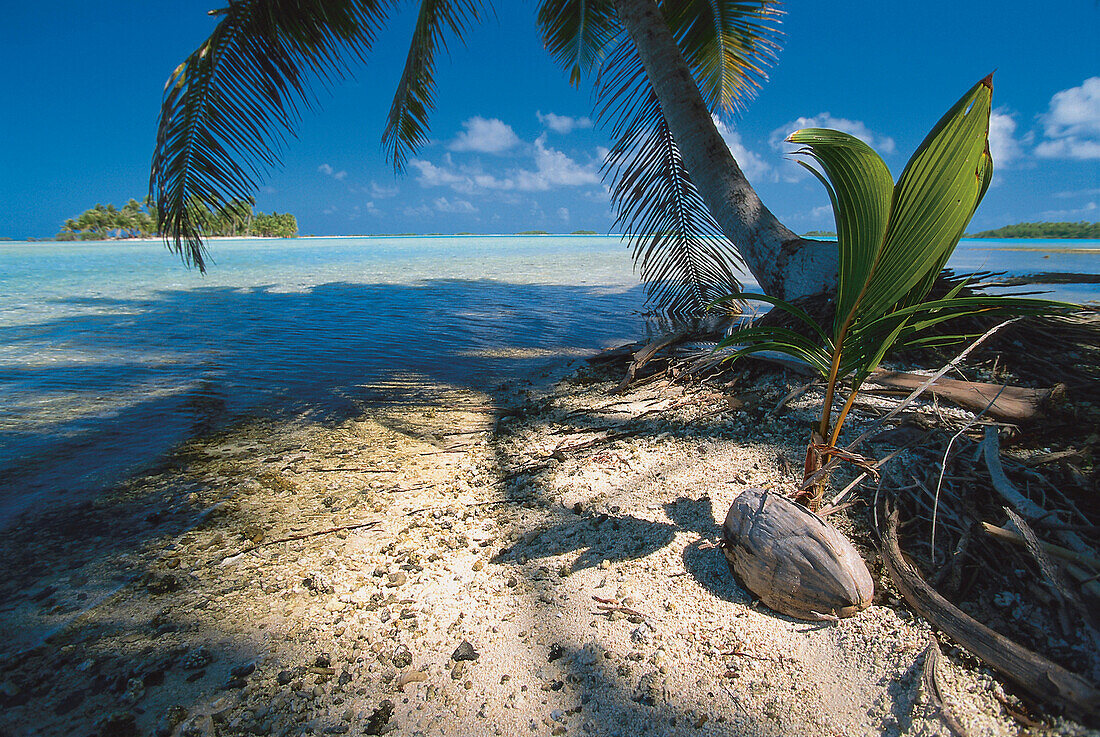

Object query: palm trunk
[612,0,838,301]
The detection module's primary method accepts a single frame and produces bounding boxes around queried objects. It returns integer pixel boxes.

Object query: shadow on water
[0,278,650,528]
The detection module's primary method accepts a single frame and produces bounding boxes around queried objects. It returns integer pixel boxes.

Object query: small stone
[599,560,610,570]
[451,661,466,680]
[93,710,139,737]
[386,571,407,587]
[277,670,294,686]
[547,644,564,662]
[230,663,256,679]
[472,560,485,572]
[180,646,214,670]
[365,700,395,735]
[452,640,479,662]
[391,645,412,669]
[153,705,188,737]
[314,653,332,669]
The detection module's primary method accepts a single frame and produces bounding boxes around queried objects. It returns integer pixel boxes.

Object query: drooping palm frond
[586,1,782,314]
[150,0,393,271]
[537,0,620,86]
[383,0,489,172]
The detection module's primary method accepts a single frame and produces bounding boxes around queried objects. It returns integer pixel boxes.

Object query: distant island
[514,230,551,235]
[803,230,837,237]
[967,221,1099,239]
[55,198,298,240]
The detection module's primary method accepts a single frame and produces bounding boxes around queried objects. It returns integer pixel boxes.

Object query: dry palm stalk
[881,503,1100,724]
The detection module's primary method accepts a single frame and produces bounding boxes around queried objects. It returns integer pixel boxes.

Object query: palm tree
[151,0,837,312]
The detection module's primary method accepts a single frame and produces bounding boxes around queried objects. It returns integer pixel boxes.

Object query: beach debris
[919,635,970,737]
[721,487,873,620]
[865,370,1059,423]
[364,699,395,735]
[881,502,1100,725]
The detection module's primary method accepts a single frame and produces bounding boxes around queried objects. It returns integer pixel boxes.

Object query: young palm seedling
[716,74,1065,511]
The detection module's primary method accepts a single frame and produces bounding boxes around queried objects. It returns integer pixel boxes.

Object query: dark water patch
[0,278,649,528]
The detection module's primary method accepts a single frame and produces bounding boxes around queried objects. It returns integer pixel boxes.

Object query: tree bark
[612,0,838,301]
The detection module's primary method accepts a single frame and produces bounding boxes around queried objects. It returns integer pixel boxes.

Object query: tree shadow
[664,495,755,606]
[0,275,803,735]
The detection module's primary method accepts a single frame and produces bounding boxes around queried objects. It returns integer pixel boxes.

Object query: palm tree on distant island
[151,0,839,313]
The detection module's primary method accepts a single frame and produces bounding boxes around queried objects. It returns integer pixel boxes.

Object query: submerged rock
[721,487,874,620]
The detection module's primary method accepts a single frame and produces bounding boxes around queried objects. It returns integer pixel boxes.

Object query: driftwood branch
[866,371,1057,423]
[982,427,1093,559]
[880,503,1100,725]
[615,332,686,392]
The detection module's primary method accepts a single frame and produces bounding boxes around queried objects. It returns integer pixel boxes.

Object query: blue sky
[2,1,1097,239]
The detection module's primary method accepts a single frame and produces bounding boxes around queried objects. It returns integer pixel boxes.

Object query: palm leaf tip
[151,0,393,268]
[384,0,487,172]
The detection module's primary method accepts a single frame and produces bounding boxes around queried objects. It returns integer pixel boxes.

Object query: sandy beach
[3,351,1093,737]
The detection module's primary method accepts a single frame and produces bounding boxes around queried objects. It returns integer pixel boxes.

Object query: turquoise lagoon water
[0,235,1097,526]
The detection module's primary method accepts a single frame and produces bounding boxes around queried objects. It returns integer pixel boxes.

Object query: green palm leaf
[718,76,1069,507]
[150,0,394,271]
[784,129,892,332]
[383,0,488,173]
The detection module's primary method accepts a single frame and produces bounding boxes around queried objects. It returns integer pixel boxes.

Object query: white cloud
[1039,201,1097,219]
[713,117,770,181]
[1035,77,1100,160]
[410,136,600,194]
[318,163,348,180]
[449,117,521,154]
[537,111,592,135]
[1035,138,1100,160]
[370,181,399,198]
[403,203,433,219]
[516,136,601,190]
[409,157,479,193]
[557,207,570,222]
[1054,187,1100,198]
[988,108,1025,166]
[433,197,478,214]
[770,113,896,155]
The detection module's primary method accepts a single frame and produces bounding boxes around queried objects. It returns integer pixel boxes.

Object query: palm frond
[665,0,783,116]
[383,0,488,172]
[592,2,781,315]
[150,0,393,271]
[537,0,619,86]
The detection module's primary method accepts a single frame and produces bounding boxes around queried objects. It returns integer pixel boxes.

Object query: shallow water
[1,235,1096,527]
[0,236,656,526]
